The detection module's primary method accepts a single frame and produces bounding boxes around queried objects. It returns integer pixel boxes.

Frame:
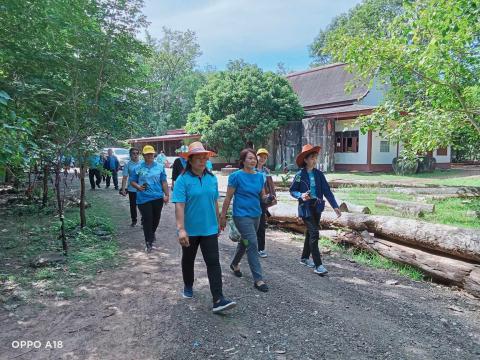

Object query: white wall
[434,147,451,164]
[334,120,368,165]
[371,133,398,164]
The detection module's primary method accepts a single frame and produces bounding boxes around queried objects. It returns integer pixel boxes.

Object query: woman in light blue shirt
[130,145,169,253]
[120,148,142,227]
[220,148,269,292]
[172,142,236,313]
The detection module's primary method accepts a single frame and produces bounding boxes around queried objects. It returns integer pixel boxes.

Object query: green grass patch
[0,192,121,306]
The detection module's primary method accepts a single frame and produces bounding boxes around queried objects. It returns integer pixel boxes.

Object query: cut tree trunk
[334,230,480,297]
[375,196,434,217]
[394,187,480,198]
[320,212,480,263]
[79,165,86,228]
[267,204,480,262]
[338,201,371,214]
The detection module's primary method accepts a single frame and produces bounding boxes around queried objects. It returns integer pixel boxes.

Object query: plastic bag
[228,219,242,243]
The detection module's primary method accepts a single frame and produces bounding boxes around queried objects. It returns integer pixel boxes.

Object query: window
[380,141,390,153]
[335,131,359,153]
[436,147,448,156]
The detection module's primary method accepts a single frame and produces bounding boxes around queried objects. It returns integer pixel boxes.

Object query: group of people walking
[88,149,121,190]
[115,141,341,314]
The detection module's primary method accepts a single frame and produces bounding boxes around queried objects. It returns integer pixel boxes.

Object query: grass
[0,193,121,306]
[333,188,480,228]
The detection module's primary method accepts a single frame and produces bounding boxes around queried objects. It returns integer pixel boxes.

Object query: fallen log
[375,196,434,217]
[394,187,480,198]
[334,230,480,297]
[337,201,371,214]
[268,204,480,263]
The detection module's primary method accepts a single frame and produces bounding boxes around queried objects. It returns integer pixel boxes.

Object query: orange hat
[180,141,217,159]
[295,144,321,167]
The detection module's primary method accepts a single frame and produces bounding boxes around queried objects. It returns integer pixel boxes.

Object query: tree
[140,28,204,135]
[186,62,304,161]
[310,0,404,66]
[321,0,480,161]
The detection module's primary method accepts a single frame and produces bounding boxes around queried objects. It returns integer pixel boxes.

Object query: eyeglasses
[132,152,139,156]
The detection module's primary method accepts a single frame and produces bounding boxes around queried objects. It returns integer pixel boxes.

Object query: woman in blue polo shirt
[220,148,269,292]
[172,142,236,314]
[120,148,142,227]
[130,145,169,253]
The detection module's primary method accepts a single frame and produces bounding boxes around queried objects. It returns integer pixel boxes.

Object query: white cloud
[143,0,362,69]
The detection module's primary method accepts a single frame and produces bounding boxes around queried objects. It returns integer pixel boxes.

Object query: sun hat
[180,142,217,159]
[142,145,156,155]
[295,144,321,167]
[256,148,269,156]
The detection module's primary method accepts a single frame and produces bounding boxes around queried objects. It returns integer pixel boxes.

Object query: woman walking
[172,142,236,313]
[220,149,269,292]
[120,148,142,227]
[255,148,276,258]
[289,144,341,275]
[130,145,169,253]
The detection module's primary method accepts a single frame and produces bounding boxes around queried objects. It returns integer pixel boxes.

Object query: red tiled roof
[286,63,369,109]
[128,133,200,143]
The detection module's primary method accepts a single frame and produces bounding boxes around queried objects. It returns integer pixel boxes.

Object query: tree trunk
[393,187,480,197]
[42,164,49,207]
[79,165,87,228]
[267,204,480,262]
[375,196,434,217]
[320,212,480,262]
[54,168,68,254]
[334,230,480,297]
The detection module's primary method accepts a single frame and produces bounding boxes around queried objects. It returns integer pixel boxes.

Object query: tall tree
[319,0,480,161]
[310,0,404,65]
[141,28,204,135]
[186,62,304,161]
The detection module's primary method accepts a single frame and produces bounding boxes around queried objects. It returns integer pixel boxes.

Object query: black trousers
[128,191,138,222]
[182,234,223,302]
[302,206,323,267]
[256,209,267,252]
[88,169,101,189]
[106,171,118,189]
[138,199,163,246]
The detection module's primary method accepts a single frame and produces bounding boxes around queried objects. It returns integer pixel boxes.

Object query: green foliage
[137,29,205,136]
[186,62,304,160]
[310,0,404,65]
[320,0,480,160]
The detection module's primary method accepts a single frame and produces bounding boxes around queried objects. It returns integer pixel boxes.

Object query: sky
[141,0,363,72]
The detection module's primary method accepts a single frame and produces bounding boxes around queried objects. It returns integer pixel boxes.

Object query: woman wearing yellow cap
[255,148,276,258]
[130,145,170,253]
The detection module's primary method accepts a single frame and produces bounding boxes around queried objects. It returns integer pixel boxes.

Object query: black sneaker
[97,184,101,188]
[145,244,152,253]
[131,220,137,227]
[212,298,236,313]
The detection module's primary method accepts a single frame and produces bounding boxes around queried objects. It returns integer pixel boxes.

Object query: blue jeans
[231,216,263,282]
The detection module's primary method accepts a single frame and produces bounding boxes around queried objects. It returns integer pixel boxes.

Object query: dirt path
[1,186,480,360]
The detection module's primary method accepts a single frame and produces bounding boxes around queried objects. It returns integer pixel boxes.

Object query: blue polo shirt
[130,162,167,205]
[88,155,101,168]
[122,160,142,192]
[307,170,317,198]
[228,170,265,217]
[172,171,219,236]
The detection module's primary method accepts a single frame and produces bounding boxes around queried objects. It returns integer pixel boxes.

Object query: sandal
[254,282,269,292]
[230,264,242,278]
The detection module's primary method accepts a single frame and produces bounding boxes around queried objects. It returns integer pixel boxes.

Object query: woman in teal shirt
[220,149,269,292]
[130,145,169,253]
[172,142,236,313]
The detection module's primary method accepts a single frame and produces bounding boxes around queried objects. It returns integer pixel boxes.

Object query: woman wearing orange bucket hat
[289,144,341,276]
[172,142,236,313]
[130,145,169,253]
